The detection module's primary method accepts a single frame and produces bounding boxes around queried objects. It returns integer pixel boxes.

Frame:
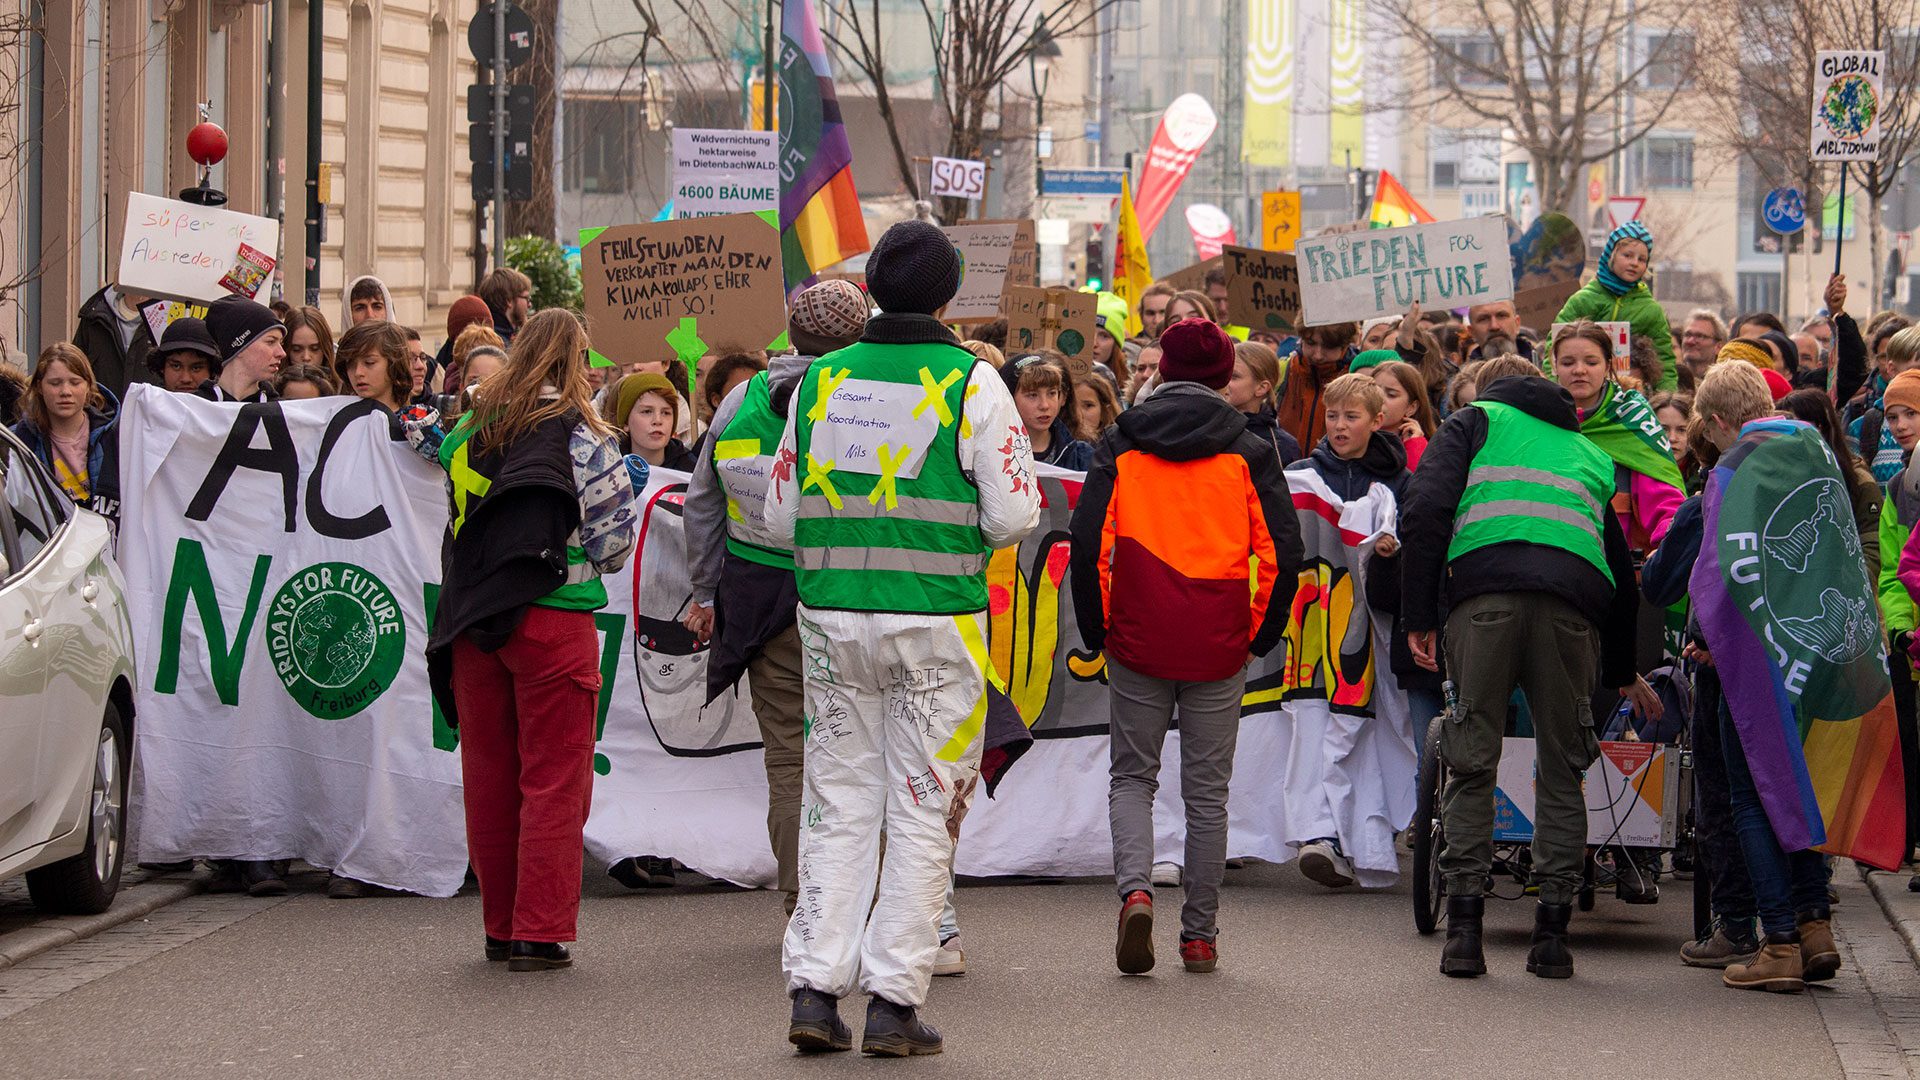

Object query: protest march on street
[5,0,1920,1075]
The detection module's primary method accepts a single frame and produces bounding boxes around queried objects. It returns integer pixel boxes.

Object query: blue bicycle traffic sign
[1763,187,1807,235]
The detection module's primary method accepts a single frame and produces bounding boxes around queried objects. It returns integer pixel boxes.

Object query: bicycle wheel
[1413,716,1446,934]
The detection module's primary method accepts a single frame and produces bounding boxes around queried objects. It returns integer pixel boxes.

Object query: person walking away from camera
[1069,316,1299,975]
[768,221,1039,1056]
[419,309,637,972]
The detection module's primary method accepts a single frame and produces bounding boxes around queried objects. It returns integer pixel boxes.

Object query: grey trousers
[1440,591,1600,906]
[1107,656,1246,942]
[748,622,805,903]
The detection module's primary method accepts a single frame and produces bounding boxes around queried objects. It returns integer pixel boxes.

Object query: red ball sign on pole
[187,122,228,167]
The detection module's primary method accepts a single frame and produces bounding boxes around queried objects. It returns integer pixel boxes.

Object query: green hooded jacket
[1551,278,1678,391]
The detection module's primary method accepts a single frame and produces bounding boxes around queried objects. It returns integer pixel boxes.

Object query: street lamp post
[1028,17,1060,217]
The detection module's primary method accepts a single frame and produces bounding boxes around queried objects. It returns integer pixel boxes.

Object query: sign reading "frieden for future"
[1292,215,1513,326]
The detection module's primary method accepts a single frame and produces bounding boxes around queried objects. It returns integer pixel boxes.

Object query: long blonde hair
[468,309,615,452]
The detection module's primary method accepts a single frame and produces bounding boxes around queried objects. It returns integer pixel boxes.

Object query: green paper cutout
[770,329,791,352]
[588,347,615,369]
[666,317,707,363]
[579,226,608,247]
[753,209,779,230]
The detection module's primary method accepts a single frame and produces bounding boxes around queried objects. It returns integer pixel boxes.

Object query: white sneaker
[933,934,966,976]
[1150,862,1183,888]
[1298,840,1356,889]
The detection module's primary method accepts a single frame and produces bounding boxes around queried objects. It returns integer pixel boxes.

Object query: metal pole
[491,0,507,269]
[1834,167,1849,278]
[304,0,323,304]
[1782,233,1791,321]
[268,0,287,226]
[764,0,776,133]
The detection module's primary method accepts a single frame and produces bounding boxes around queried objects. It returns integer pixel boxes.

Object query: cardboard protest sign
[670,129,779,218]
[1509,212,1584,332]
[1515,279,1583,335]
[578,212,789,370]
[1222,245,1301,334]
[941,222,1020,323]
[1812,50,1885,162]
[1159,255,1222,295]
[1003,286,1097,358]
[977,219,1038,290]
[118,192,282,304]
[1294,216,1513,326]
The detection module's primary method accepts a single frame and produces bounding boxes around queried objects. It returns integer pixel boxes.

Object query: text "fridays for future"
[1302,231,1493,308]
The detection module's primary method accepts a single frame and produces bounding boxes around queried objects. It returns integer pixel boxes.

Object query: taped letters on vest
[804,375,943,481]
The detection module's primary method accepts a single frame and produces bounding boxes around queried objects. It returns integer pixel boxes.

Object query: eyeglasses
[1681,331,1716,342]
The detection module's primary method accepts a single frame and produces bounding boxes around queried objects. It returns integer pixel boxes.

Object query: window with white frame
[1428,128,1499,189]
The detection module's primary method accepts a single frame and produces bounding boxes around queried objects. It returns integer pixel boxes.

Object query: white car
[0,422,136,913]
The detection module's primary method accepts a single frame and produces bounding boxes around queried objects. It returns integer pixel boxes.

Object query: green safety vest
[710,371,793,570]
[439,412,609,611]
[1448,399,1615,584]
[790,340,988,614]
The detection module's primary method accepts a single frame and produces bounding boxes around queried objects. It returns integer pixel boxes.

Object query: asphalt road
[0,863,1857,1079]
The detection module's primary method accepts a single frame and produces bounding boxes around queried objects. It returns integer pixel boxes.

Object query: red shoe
[1180,937,1218,973]
[1116,890,1154,974]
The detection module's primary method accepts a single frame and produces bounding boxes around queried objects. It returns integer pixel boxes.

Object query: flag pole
[764,1,776,134]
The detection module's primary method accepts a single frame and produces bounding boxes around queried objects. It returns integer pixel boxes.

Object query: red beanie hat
[1760,368,1792,403]
[446,294,492,340]
[1158,317,1235,390]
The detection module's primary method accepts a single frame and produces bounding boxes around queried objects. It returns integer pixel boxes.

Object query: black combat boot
[1526,901,1574,979]
[788,987,852,1053]
[861,995,943,1057]
[1440,894,1487,977]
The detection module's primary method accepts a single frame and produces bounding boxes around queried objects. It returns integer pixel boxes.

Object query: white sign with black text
[670,128,779,218]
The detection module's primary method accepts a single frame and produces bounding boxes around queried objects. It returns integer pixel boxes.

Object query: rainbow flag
[1368,169,1435,230]
[776,0,869,292]
[1689,418,1907,870]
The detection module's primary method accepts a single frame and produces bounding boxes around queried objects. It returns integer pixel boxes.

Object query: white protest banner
[117,192,281,304]
[929,156,988,201]
[1812,50,1885,162]
[1294,215,1512,326]
[940,221,1019,323]
[120,387,466,896]
[671,128,780,218]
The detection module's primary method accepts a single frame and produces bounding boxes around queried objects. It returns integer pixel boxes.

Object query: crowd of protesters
[3,214,1917,1057]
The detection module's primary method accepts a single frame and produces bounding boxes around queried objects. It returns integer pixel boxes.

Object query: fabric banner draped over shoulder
[1687,417,1906,870]
[1580,381,1684,493]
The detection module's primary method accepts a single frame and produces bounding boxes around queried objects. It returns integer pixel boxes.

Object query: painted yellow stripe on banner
[936,613,1000,762]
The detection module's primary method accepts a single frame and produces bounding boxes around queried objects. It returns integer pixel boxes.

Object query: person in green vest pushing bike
[1398,354,1648,982]
[768,221,1041,1057]
[682,279,872,914]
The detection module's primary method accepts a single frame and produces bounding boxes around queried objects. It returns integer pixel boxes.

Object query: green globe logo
[264,562,406,720]
[1820,75,1877,140]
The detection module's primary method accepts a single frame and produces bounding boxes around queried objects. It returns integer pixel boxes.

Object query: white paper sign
[803,376,942,480]
[670,128,779,218]
[117,192,281,304]
[1812,50,1886,162]
[1294,215,1514,326]
[940,222,1019,323]
[929,156,988,200]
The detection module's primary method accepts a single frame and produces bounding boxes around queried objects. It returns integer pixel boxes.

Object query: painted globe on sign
[1820,75,1878,140]
[1758,476,1876,665]
[290,591,381,690]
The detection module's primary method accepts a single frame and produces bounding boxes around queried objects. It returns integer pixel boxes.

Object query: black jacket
[1398,375,1639,689]
[1789,312,1870,403]
[1296,430,1409,502]
[425,413,581,724]
[1244,407,1301,467]
[72,287,156,401]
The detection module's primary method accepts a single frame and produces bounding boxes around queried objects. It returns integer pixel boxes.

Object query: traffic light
[1085,236,1105,290]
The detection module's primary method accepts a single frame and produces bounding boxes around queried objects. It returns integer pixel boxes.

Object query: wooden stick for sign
[1834,166,1848,278]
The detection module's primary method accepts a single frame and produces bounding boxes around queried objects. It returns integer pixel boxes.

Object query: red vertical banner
[1133,94,1218,240]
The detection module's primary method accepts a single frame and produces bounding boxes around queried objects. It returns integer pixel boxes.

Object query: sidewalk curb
[0,873,209,972]
[1862,868,1920,967]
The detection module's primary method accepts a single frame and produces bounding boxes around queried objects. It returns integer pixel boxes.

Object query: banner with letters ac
[124,389,1403,894]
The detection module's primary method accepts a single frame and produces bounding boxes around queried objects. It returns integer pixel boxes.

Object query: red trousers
[452,605,601,943]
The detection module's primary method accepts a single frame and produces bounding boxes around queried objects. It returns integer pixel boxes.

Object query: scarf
[1595,220,1653,297]
[1579,381,1685,493]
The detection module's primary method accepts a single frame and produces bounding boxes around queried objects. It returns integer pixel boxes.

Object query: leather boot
[506,940,571,971]
[1724,932,1805,993]
[861,996,943,1057]
[1440,895,1486,977]
[1526,901,1574,979]
[787,987,852,1053]
[1797,908,1840,983]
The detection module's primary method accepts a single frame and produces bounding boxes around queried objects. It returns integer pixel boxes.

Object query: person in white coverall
[767,220,1040,1057]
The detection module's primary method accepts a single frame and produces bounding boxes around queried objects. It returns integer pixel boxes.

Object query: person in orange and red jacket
[1068,317,1302,977]
[1274,320,1358,452]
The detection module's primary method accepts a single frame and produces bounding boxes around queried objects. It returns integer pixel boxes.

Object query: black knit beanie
[866,220,962,315]
[204,296,285,363]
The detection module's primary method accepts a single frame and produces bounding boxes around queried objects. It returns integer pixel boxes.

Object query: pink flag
[1134,94,1217,240]
[1185,203,1235,260]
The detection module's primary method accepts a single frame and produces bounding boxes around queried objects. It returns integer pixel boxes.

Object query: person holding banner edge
[419,308,638,972]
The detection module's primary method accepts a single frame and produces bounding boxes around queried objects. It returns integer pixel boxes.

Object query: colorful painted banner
[1811,50,1886,162]
[1134,94,1218,241]
[1242,0,1294,167]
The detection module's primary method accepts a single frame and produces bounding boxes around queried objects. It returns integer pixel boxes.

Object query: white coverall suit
[766,359,1039,1007]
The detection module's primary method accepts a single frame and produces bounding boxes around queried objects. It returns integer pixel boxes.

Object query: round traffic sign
[1763,187,1806,236]
[468,1,534,69]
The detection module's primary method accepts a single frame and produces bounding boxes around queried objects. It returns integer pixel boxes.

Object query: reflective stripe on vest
[710,372,794,570]
[790,340,989,614]
[1448,399,1614,584]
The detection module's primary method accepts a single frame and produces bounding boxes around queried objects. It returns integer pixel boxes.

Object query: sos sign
[930,156,987,200]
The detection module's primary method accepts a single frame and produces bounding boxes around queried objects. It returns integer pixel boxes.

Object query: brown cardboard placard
[1159,255,1222,295]
[1222,244,1301,335]
[1514,276,1583,336]
[578,213,789,369]
[975,218,1038,289]
[1002,285,1098,359]
[941,221,1020,323]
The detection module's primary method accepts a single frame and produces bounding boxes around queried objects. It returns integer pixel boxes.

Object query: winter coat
[72,287,155,401]
[1551,279,1677,391]
[9,388,121,523]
